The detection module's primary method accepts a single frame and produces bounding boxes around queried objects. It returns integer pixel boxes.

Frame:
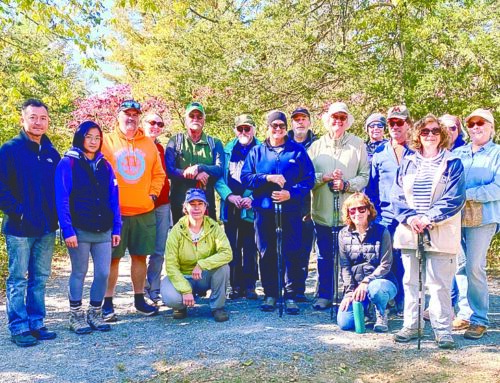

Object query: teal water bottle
[353,301,366,334]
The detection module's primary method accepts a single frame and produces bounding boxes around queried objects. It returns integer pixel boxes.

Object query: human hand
[240,197,252,209]
[271,189,291,203]
[227,194,242,208]
[112,235,121,247]
[353,283,368,302]
[183,165,199,179]
[182,293,195,307]
[191,264,203,280]
[408,216,429,234]
[65,235,78,248]
[339,296,353,312]
[266,174,286,188]
[195,171,209,186]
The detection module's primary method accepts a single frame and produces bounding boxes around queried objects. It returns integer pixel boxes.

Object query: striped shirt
[413,150,445,214]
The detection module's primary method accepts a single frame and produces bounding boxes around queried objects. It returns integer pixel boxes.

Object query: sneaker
[228,288,242,300]
[11,331,38,347]
[31,326,57,340]
[135,300,159,316]
[260,296,276,312]
[294,294,308,303]
[70,308,93,335]
[452,318,470,331]
[464,324,487,340]
[102,304,117,323]
[436,334,456,349]
[87,306,111,332]
[312,298,332,311]
[172,308,187,320]
[285,299,300,315]
[212,308,229,322]
[150,296,163,306]
[373,309,389,333]
[245,288,258,300]
[394,327,422,343]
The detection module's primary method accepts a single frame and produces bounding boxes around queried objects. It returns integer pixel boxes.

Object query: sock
[90,300,102,308]
[70,300,82,310]
[134,293,145,305]
[102,297,113,310]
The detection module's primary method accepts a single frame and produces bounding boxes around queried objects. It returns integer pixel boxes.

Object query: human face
[268,119,287,143]
[388,118,409,144]
[419,121,441,154]
[21,106,49,142]
[118,109,140,138]
[291,114,311,139]
[442,121,459,144]
[235,124,255,146]
[348,204,369,228]
[467,118,493,147]
[367,123,385,142]
[186,110,205,131]
[83,127,102,157]
[326,112,348,139]
[186,200,207,221]
[143,114,164,139]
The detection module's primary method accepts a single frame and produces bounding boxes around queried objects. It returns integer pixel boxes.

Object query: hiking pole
[329,183,341,320]
[416,230,429,350]
[275,202,284,318]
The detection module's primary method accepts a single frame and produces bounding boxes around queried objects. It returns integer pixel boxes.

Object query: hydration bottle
[353,301,366,334]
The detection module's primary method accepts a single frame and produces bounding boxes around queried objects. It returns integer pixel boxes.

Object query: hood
[64,146,104,163]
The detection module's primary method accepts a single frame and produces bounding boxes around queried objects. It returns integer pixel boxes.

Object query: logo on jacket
[115,148,146,183]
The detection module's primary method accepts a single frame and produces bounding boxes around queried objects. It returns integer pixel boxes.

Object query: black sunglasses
[236,126,252,133]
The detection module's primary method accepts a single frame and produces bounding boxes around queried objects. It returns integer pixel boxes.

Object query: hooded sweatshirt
[102,127,166,216]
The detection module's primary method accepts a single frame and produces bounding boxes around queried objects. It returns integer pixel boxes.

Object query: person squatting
[0,99,497,351]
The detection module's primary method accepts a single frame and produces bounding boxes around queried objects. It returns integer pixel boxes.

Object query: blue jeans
[380,218,404,309]
[146,203,171,300]
[5,232,56,335]
[462,223,497,327]
[337,278,397,331]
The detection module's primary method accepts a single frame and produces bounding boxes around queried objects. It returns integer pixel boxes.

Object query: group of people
[0,98,497,352]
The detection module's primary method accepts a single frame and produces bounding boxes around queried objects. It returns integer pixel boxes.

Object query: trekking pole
[416,231,426,350]
[275,203,284,318]
[329,184,341,320]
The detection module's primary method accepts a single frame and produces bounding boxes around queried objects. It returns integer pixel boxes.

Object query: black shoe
[11,331,38,347]
[135,300,159,316]
[172,308,187,320]
[294,294,308,303]
[228,288,242,300]
[260,297,276,312]
[285,299,300,315]
[245,288,258,300]
[31,327,57,340]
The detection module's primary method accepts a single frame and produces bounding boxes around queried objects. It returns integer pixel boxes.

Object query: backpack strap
[175,132,184,160]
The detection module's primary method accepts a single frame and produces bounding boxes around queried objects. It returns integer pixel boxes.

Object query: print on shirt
[115,147,146,184]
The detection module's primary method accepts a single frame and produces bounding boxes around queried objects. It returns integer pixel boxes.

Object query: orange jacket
[102,127,165,216]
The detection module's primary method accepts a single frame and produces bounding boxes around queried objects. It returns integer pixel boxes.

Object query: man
[215,114,260,300]
[0,99,61,347]
[101,100,166,321]
[143,112,171,305]
[364,113,388,165]
[288,107,317,302]
[308,102,369,310]
[365,105,413,315]
[165,102,224,224]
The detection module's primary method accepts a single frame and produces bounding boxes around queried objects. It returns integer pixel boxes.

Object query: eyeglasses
[270,123,286,130]
[236,126,252,133]
[348,206,368,215]
[420,128,441,136]
[146,120,165,128]
[467,120,485,129]
[120,100,141,110]
[330,114,347,122]
[368,123,386,129]
[388,120,405,127]
[446,125,458,132]
[84,135,101,142]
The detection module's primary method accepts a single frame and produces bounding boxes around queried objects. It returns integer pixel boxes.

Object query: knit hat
[365,113,387,131]
[267,110,287,126]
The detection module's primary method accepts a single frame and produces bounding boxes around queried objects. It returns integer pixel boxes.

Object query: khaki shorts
[112,211,156,258]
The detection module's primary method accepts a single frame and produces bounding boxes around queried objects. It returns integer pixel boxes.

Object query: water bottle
[353,301,366,334]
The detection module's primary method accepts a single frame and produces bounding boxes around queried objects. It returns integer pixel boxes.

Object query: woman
[391,114,465,349]
[241,110,315,315]
[160,188,232,322]
[454,109,499,340]
[55,121,121,334]
[337,192,397,333]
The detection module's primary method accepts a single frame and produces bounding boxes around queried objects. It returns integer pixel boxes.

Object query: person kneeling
[161,189,232,322]
[337,193,397,332]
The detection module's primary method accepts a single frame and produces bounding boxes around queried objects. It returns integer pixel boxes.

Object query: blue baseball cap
[185,188,208,205]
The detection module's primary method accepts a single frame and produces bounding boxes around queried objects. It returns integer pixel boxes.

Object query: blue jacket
[241,138,315,213]
[0,130,61,237]
[55,148,121,239]
[365,139,388,165]
[454,140,500,228]
[215,137,260,223]
[366,140,413,224]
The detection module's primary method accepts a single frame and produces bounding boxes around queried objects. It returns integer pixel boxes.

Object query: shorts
[112,211,156,259]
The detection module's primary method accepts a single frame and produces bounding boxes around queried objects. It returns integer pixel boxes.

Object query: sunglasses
[146,120,165,128]
[270,123,286,130]
[120,100,141,110]
[420,128,441,136]
[348,206,368,215]
[368,123,386,129]
[331,114,347,122]
[467,120,485,129]
[388,120,405,127]
[236,126,252,133]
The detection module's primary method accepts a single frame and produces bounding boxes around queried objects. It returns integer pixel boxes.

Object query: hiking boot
[436,334,456,349]
[373,309,389,333]
[464,324,487,340]
[312,298,332,311]
[31,326,57,340]
[452,318,470,331]
[228,288,242,300]
[69,308,92,335]
[260,296,276,312]
[394,327,422,343]
[135,300,159,316]
[285,299,300,315]
[102,301,117,322]
[172,308,187,320]
[245,288,258,300]
[87,306,111,332]
[11,331,38,347]
[212,308,229,322]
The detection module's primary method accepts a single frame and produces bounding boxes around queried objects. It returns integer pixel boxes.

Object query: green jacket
[165,215,232,294]
[307,132,369,227]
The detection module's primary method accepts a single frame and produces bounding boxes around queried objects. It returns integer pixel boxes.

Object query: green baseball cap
[234,114,256,128]
[185,102,205,117]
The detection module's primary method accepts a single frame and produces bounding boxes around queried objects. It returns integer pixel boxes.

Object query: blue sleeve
[108,163,122,236]
[288,147,315,201]
[366,156,380,212]
[241,146,268,190]
[0,145,23,218]
[198,139,224,179]
[55,158,75,239]
[165,136,186,180]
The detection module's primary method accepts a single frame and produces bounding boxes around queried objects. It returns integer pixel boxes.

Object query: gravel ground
[0,256,498,383]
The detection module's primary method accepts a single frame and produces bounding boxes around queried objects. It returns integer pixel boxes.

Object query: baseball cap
[119,100,142,113]
[365,113,387,130]
[234,114,256,128]
[185,188,208,205]
[387,105,409,120]
[291,107,310,119]
[465,108,494,127]
[185,102,205,117]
